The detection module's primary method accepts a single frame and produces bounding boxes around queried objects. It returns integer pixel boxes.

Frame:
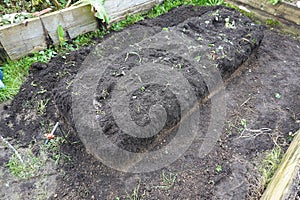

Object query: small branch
[240,96,251,107]
[66,0,72,8]
[52,0,61,9]
[237,127,272,139]
[0,135,24,165]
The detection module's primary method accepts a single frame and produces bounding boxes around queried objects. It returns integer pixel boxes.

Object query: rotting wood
[261,129,300,200]
[0,0,164,61]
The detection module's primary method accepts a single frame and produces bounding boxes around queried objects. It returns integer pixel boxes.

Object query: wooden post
[261,129,300,200]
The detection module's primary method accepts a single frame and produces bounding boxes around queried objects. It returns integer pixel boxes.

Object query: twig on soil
[0,135,24,165]
[239,127,272,139]
[240,96,252,107]
[125,52,142,63]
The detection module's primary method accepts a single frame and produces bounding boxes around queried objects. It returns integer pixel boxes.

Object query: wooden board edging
[228,0,300,25]
[0,0,163,61]
[225,0,300,37]
[261,129,300,200]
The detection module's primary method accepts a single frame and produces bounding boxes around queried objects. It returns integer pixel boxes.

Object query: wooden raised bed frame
[226,0,300,36]
[1,0,299,61]
[0,0,163,61]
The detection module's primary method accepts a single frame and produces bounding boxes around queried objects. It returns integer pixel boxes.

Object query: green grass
[154,170,177,190]
[6,149,45,179]
[44,135,71,165]
[247,147,283,199]
[126,180,146,200]
[6,133,71,178]
[0,0,225,102]
[268,0,280,5]
[265,18,280,27]
[260,147,282,185]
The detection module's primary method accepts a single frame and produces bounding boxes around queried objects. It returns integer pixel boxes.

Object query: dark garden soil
[0,5,299,200]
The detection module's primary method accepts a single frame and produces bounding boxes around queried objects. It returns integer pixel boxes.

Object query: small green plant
[241,119,247,128]
[57,24,67,46]
[288,131,297,142]
[236,118,247,133]
[268,0,280,5]
[155,171,177,190]
[194,55,201,62]
[206,0,224,6]
[44,135,70,165]
[126,180,146,200]
[266,19,280,27]
[140,86,145,92]
[36,98,49,115]
[216,165,222,173]
[274,92,281,99]
[225,119,248,135]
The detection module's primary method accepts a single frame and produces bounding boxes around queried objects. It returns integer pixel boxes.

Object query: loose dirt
[0,5,299,200]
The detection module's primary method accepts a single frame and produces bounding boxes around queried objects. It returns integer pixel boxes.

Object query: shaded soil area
[0,5,299,200]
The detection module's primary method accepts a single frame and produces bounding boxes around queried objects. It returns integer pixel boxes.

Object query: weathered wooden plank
[41,4,98,44]
[105,0,162,18]
[226,0,300,37]
[0,17,47,60]
[232,0,300,25]
[109,0,164,23]
[261,130,300,200]
[0,0,163,61]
